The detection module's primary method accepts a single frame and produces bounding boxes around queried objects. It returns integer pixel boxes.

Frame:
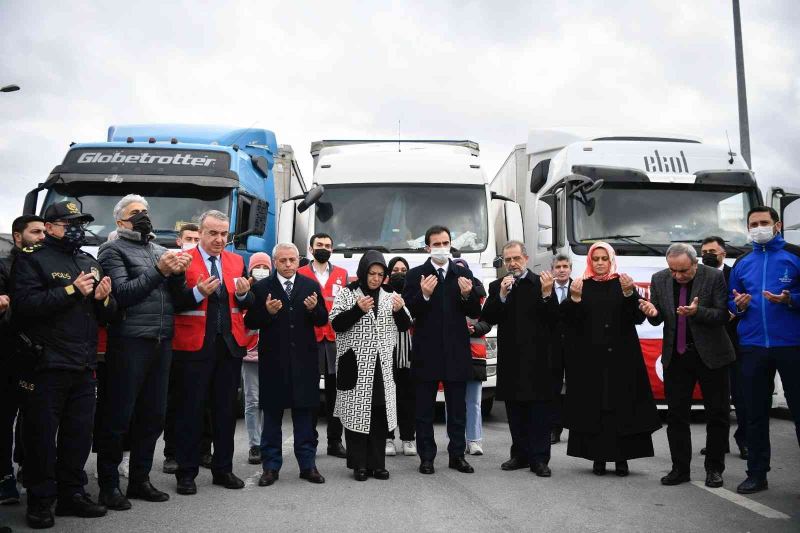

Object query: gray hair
[502,240,527,256]
[551,253,572,269]
[199,210,230,228]
[666,243,698,262]
[272,242,299,258]
[113,194,149,221]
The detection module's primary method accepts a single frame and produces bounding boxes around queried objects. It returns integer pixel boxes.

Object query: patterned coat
[331,286,401,434]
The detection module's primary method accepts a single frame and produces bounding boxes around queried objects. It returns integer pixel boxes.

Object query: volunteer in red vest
[171,210,254,495]
[297,232,349,458]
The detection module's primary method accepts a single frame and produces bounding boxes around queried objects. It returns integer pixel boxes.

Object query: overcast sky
[1,0,798,231]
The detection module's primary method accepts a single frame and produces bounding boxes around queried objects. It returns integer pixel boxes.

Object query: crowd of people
[0,197,798,529]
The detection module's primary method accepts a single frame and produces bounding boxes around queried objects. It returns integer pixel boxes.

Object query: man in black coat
[549,253,573,445]
[402,225,481,475]
[481,241,556,477]
[11,202,116,528]
[244,243,329,486]
[640,243,734,488]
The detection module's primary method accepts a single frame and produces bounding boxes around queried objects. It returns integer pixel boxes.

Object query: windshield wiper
[334,246,390,253]
[389,247,424,252]
[582,234,663,256]
[671,239,748,254]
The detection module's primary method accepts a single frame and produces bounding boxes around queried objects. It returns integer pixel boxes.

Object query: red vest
[172,247,250,352]
[298,263,348,342]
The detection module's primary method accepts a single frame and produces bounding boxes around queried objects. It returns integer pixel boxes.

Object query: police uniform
[10,201,116,526]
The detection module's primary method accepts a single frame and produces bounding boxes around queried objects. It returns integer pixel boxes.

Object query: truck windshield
[315,184,488,252]
[42,183,230,246]
[571,185,755,248]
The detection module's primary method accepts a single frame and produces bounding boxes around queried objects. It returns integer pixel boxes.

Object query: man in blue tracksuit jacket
[728,206,800,494]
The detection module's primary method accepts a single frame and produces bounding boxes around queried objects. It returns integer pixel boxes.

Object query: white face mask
[181,242,198,251]
[749,225,776,245]
[252,268,270,281]
[430,247,451,265]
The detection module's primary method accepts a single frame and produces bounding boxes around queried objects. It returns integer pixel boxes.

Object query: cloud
[0,0,797,231]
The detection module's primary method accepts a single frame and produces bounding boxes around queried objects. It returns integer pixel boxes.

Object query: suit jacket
[550,279,572,380]
[402,258,481,382]
[244,272,328,409]
[647,264,734,369]
[722,264,739,347]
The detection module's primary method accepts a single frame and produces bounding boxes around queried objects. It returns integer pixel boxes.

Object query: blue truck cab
[23,124,305,258]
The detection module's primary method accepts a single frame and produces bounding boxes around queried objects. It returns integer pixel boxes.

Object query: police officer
[10,201,117,529]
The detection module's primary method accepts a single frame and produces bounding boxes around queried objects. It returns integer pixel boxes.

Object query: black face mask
[701,253,721,268]
[312,248,331,264]
[127,211,153,239]
[389,272,406,291]
[63,223,86,249]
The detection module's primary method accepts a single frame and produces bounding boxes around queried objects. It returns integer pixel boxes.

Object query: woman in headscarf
[330,250,411,480]
[564,242,661,476]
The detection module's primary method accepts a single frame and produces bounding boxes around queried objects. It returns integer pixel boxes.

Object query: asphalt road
[1,406,798,532]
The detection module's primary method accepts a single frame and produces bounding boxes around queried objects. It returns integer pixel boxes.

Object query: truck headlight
[486,364,497,377]
[485,337,497,360]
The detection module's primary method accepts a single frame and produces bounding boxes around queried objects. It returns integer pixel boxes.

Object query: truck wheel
[481,397,494,416]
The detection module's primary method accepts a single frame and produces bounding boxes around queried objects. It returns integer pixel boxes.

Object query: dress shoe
[372,468,390,480]
[258,470,279,487]
[248,446,261,465]
[738,444,749,460]
[26,500,54,529]
[700,447,707,456]
[127,480,170,502]
[327,442,347,458]
[176,478,197,495]
[0,474,20,504]
[660,469,690,486]
[736,476,768,494]
[200,453,213,469]
[501,457,529,471]
[98,487,131,511]
[448,456,474,474]
[299,468,325,484]
[531,463,551,477]
[705,471,723,488]
[353,469,369,481]
[162,457,178,474]
[550,428,562,444]
[419,460,435,475]
[55,493,107,518]
[614,461,629,477]
[592,461,607,476]
[212,472,244,489]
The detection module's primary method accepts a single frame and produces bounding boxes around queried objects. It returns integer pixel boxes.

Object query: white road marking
[691,481,791,520]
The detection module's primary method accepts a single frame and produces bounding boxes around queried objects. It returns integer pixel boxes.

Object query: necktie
[558,285,566,303]
[677,284,687,354]
[437,268,445,283]
[284,280,293,298]
[208,256,223,334]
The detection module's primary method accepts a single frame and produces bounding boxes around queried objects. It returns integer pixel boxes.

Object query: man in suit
[481,241,556,477]
[171,210,254,495]
[640,243,734,488]
[244,243,329,486]
[402,225,481,475]
[700,236,748,460]
[550,253,572,445]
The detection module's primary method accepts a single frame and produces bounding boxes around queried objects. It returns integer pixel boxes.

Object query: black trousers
[164,361,213,459]
[174,337,242,479]
[313,341,343,445]
[97,337,171,489]
[22,368,95,502]
[415,380,466,461]
[664,349,730,474]
[505,400,552,465]
[387,367,415,441]
[345,401,388,471]
[0,356,24,477]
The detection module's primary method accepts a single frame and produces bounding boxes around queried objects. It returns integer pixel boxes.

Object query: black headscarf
[386,256,410,293]
[356,249,388,315]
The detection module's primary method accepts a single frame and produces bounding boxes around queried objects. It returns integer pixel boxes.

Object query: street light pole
[732,0,751,169]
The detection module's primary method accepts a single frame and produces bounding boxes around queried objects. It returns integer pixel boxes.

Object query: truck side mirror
[537,200,553,249]
[503,201,524,242]
[530,159,550,194]
[781,196,800,245]
[298,185,324,213]
[252,156,270,178]
[23,187,41,215]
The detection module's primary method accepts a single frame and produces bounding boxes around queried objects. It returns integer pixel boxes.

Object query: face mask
[63,223,86,248]
[701,253,721,268]
[312,248,331,264]
[252,268,270,281]
[389,272,406,291]
[127,211,153,239]
[430,247,450,265]
[749,225,775,245]
[181,242,197,251]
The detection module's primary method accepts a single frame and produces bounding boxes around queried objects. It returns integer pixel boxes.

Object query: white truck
[491,128,761,405]
[279,140,518,415]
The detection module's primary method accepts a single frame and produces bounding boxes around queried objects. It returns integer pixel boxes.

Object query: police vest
[298,263,348,343]
[173,247,249,352]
